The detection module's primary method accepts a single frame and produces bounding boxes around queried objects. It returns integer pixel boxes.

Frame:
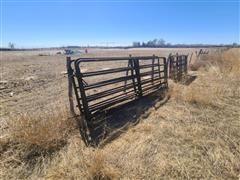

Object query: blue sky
[1,0,239,48]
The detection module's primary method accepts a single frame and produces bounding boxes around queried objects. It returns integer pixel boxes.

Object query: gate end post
[66,56,76,116]
[163,57,168,89]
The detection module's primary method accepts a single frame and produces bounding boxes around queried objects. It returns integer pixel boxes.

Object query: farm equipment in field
[66,55,169,146]
[66,53,189,146]
[64,49,74,55]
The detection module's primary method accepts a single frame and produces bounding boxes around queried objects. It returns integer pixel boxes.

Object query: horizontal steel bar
[89,88,136,109]
[139,64,164,68]
[90,82,168,113]
[82,66,134,77]
[142,85,167,95]
[89,93,136,113]
[86,83,135,102]
[140,76,165,85]
[77,73,165,94]
[87,76,165,103]
[142,81,167,92]
[75,56,166,62]
[141,80,164,88]
[82,63,163,77]
[84,75,136,90]
[140,70,164,77]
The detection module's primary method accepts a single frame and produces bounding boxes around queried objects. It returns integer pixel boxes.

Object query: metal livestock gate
[67,55,168,145]
[168,54,188,81]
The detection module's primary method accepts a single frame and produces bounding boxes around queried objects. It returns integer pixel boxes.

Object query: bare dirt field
[1,47,240,179]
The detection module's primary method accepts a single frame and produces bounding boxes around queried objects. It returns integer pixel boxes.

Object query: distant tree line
[132,39,239,48]
[132,38,170,47]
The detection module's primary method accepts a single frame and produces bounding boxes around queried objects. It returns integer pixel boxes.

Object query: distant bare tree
[133,38,167,47]
[232,42,238,47]
[8,42,15,49]
[157,39,165,46]
[132,41,141,47]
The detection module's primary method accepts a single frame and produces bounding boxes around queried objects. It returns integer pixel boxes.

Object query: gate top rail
[74,55,166,62]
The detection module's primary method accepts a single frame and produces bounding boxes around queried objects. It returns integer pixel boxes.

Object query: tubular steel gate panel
[67,55,168,145]
[168,54,188,81]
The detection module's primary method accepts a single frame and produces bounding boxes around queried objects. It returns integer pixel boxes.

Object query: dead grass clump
[86,150,120,180]
[45,136,120,180]
[206,48,240,76]
[217,47,239,66]
[170,83,217,106]
[189,53,209,71]
[189,61,204,71]
[189,48,240,73]
[7,109,74,150]
[0,106,76,179]
[170,77,225,107]
[172,48,240,106]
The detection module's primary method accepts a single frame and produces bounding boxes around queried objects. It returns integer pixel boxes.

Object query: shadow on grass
[85,90,169,147]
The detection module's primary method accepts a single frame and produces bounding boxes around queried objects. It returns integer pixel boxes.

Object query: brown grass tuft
[45,136,120,180]
[189,60,206,71]
[6,107,74,150]
[0,105,76,179]
[172,48,240,107]
[86,150,120,180]
[189,48,240,73]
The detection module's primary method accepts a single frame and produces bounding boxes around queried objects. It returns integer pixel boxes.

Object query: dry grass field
[0,47,239,179]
